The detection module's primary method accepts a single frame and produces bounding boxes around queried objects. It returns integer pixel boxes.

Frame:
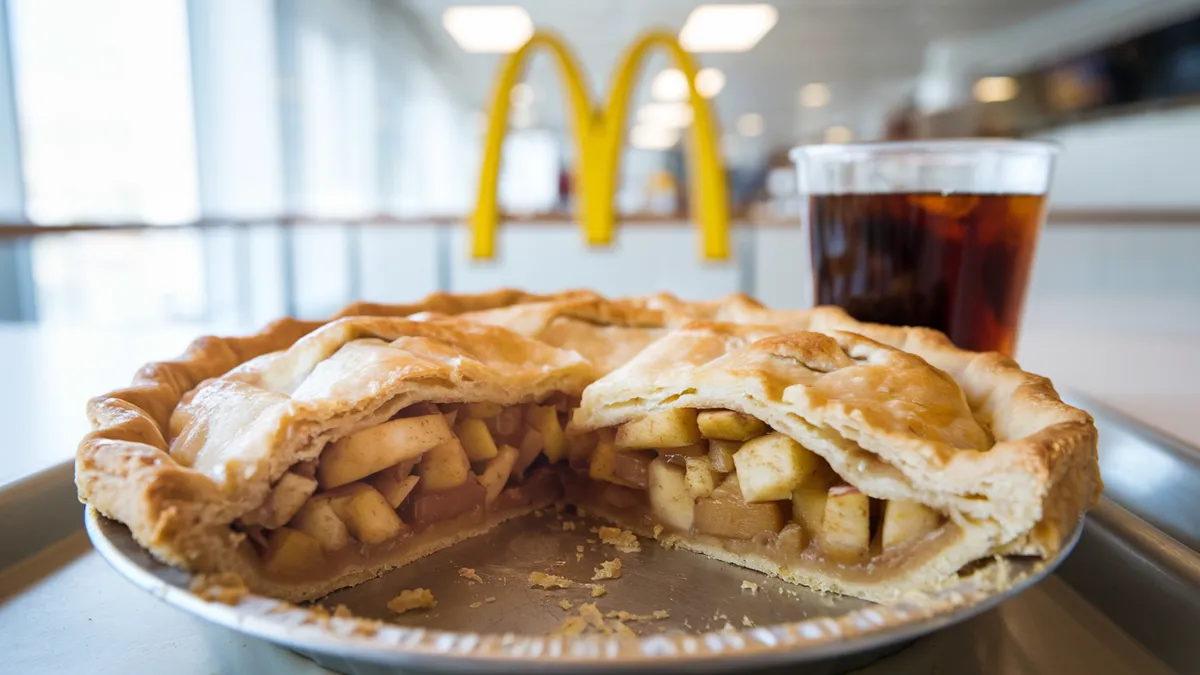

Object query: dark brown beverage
[809,192,1045,355]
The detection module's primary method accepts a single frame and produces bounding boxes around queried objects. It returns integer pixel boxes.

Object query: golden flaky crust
[77,289,1099,603]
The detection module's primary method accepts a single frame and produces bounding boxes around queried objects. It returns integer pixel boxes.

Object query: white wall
[1037,106,1200,209]
[448,222,740,299]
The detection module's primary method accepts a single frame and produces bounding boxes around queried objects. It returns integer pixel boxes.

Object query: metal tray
[86,506,1082,674]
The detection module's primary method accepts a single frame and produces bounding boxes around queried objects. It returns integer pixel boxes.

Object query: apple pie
[77,289,1100,604]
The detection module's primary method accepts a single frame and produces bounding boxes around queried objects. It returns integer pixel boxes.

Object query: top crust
[76,289,1100,599]
[457,297,671,375]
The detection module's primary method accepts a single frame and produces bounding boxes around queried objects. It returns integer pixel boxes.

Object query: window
[9,0,205,324]
[9,0,200,224]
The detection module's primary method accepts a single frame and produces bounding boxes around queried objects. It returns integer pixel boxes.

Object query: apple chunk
[403,477,486,528]
[488,407,523,439]
[708,439,739,473]
[327,483,406,545]
[242,471,318,528]
[648,458,694,531]
[821,486,871,559]
[615,408,701,450]
[791,489,827,537]
[881,499,941,550]
[261,527,325,578]
[369,462,420,509]
[478,445,520,504]
[791,462,839,536]
[455,417,499,462]
[318,414,453,489]
[732,433,824,503]
[513,427,544,477]
[684,456,719,499]
[526,405,567,462]
[289,498,351,551]
[697,410,767,441]
[693,474,787,539]
[418,437,472,491]
[612,450,656,489]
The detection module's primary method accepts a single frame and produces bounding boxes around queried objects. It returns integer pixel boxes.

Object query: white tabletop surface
[0,322,244,487]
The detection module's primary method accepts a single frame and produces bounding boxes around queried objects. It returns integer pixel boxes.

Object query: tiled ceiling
[403,0,1080,146]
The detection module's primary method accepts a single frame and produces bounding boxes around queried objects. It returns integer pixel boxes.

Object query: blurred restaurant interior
[2,2,1200,673]
[0,0,1196,329]
[2,0,1198,478]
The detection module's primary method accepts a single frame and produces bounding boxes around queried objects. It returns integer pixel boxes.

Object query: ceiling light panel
[680,4,778,53]
[824,125,853,143]
[736,113,763,137]
[510,82,534,107]
[652,69,689,102]
[696,68,725,98]
[799,83,830,108]
[973,76,1019,103]
[630,125,680,150]
[637,102,694,129]
[443,6,533,53]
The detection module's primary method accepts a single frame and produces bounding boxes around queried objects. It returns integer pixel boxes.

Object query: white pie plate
[86,506,1082,674]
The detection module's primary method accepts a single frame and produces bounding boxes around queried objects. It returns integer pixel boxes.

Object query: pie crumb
[592,558,622,581]
[742,615,756,627]
[652,524,663,538]
[598,526,641,553]
[387,588,436,615]
[576,507,587,517]
[591,585,607,597]
[740,580,759,594]
[604,610,670,622]
[578,603,606,631]
[332,604,353,619]
[558,599,573,611]
[576,552,584,562]
[553,616,588,636]
[485,596,496,603]
[529,571,575,589]
[611,619,637,638]
[562,521,576,531]
[469,601,483,609]
[190,572,248,605]
[722,621,737,633]
[458,567,483,584]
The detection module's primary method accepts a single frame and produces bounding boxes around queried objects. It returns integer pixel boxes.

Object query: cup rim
[789,138,1061,162]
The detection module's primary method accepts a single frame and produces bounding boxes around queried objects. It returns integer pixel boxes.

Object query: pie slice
[79,314,594,601]
[77,291,1100,605]
[566,321,1100,601]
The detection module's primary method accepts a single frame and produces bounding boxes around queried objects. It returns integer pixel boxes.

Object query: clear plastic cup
[790,140,1059,354]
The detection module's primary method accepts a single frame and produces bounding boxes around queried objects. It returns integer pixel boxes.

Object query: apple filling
[239,399,575,581]
[570,408,951,571]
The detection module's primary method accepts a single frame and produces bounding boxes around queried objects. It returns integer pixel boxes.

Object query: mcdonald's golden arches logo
[471,30,731,260]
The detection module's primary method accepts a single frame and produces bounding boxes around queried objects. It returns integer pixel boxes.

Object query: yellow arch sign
[470,30,730,261]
